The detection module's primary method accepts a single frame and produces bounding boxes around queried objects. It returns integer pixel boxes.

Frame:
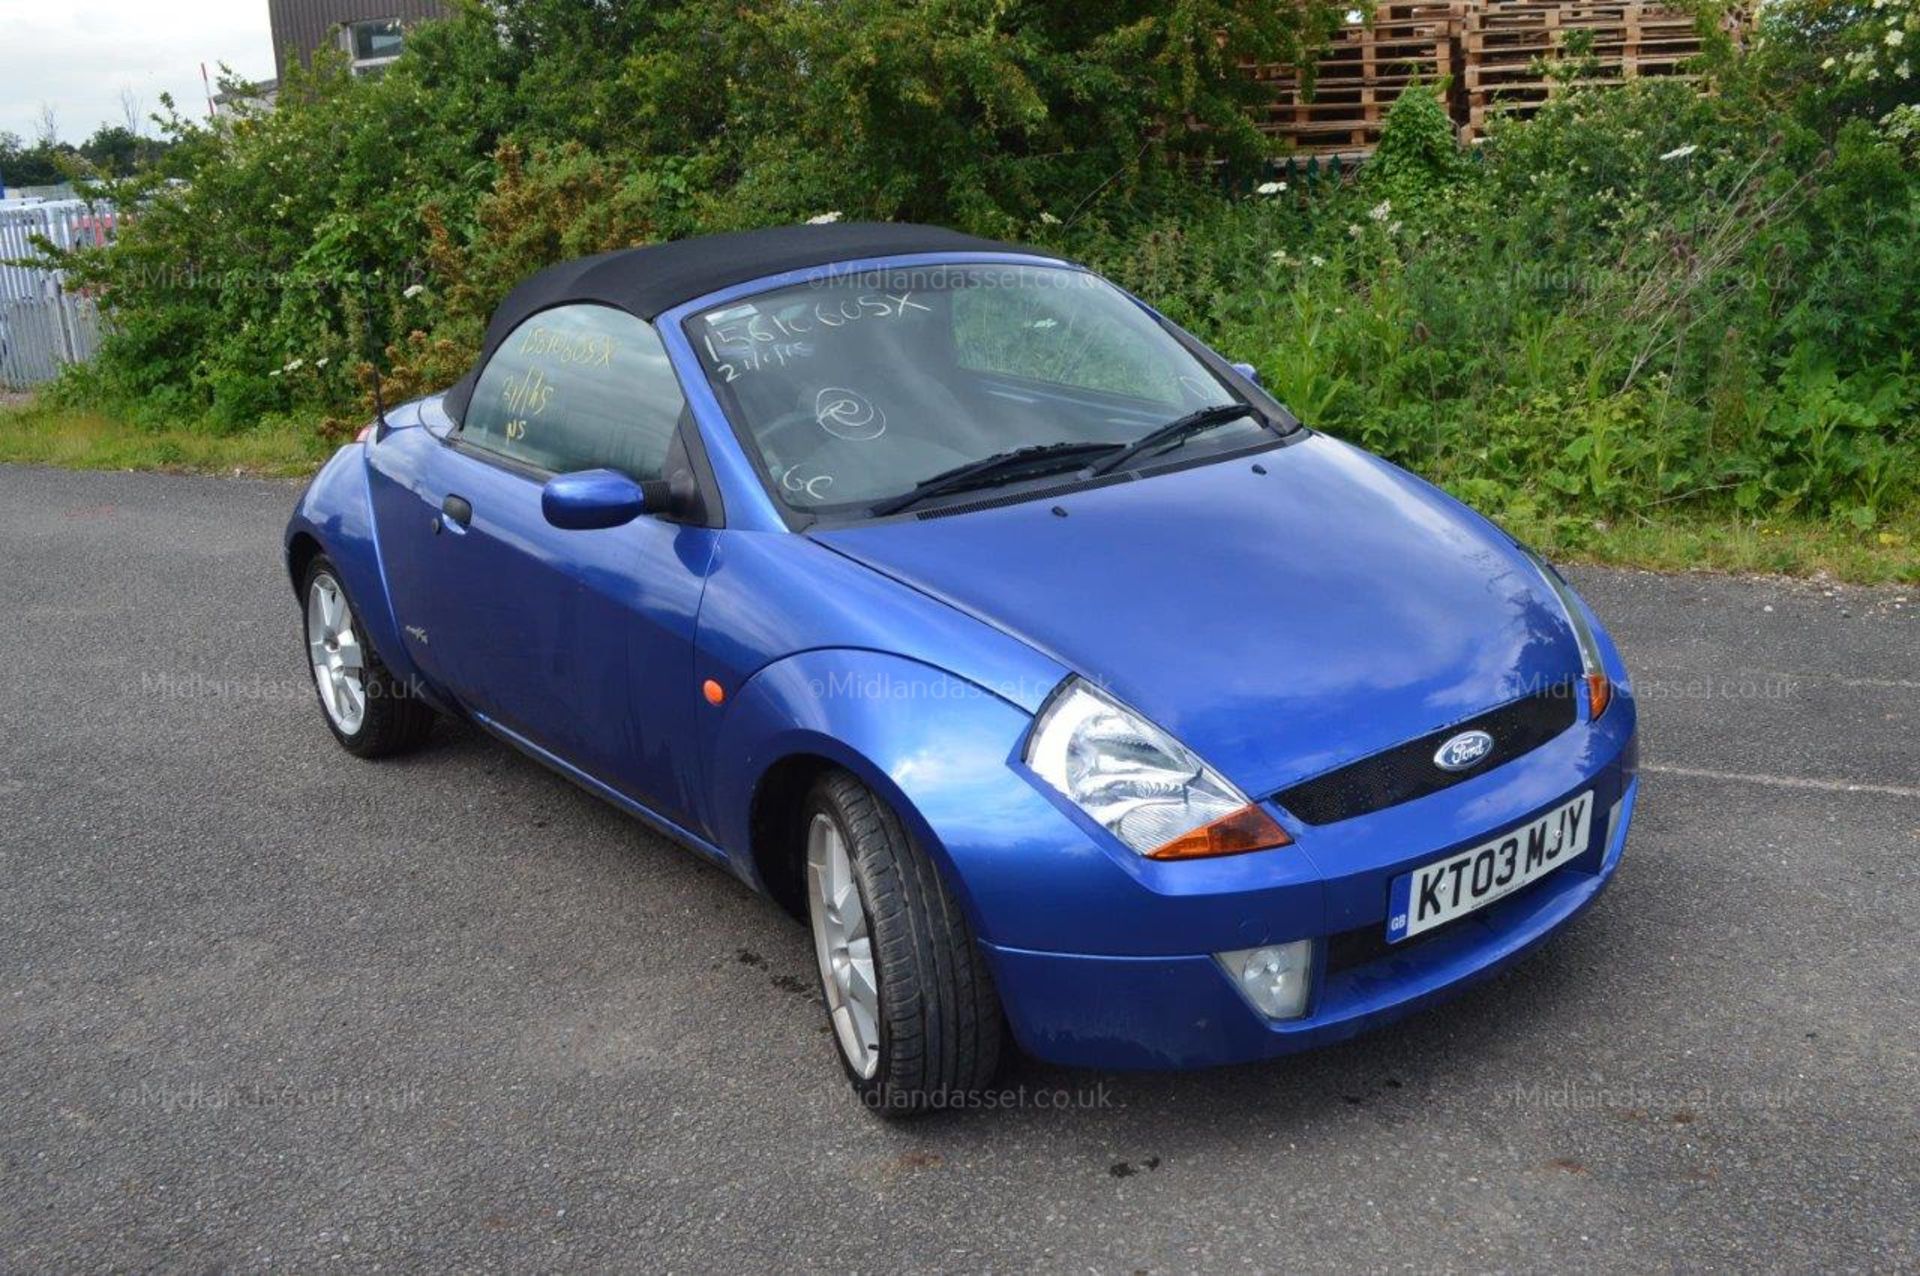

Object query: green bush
[49,0,1338,414]
[1060,68,1918,534]
[33,0,1920,546]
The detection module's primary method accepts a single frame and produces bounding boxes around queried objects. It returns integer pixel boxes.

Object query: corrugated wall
[0,202,114,388]
[267,0,452,79]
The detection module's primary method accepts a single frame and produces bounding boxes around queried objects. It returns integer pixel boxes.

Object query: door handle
[439,494,473,532]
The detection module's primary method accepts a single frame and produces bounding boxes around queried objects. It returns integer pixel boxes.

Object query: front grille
[1323,892,1507,976]
[1273,685,1578,825]
[1324,922,1403,976]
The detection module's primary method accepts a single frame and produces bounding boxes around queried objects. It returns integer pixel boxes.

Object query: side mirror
[1230,360,1263,387]
[542,468,668,530]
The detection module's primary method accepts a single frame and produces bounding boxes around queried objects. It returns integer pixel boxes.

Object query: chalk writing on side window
[498,364,554,443]
[517,324,615,366]
[491,322,626,449]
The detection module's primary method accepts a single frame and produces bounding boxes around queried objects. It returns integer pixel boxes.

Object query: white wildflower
[1659,143,1698,161]
[1368,199,1392,222]
[1309,254,1327,267]
[315,357,330,369]
[403,283,425,299]
[1269,247,1292,263]
[268,369,283,378]
[1347,223,1364,238]
[1901,60,1913,77]
[806,211,843,225]
[1822,56,1837,69]
[1038,211,1061,225]
[1255,180,1288,196]
[283,358,305,372]
[1886,28,1904,46]
[1387,221,1403,235]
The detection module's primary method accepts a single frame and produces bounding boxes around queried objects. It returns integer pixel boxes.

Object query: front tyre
[302,556,434,758]
[804,770,1004,1116]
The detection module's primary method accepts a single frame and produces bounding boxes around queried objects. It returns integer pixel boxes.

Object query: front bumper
[977,721,1638,1071]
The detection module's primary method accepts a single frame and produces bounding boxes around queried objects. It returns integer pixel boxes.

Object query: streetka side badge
[1433,730,1494,772]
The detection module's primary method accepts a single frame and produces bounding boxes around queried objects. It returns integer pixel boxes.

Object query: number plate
[1386,792,1593,943]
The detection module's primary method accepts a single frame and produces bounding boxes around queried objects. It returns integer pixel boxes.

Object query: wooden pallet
[1246,2,1460,155]
[1240,2,1736,157]
[1459,1,1711,140]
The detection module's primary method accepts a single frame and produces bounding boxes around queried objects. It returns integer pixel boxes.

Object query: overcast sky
[0,0,273,144]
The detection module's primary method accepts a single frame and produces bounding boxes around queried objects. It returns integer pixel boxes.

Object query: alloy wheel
[306,573,368,735]
[806,812,881,1079]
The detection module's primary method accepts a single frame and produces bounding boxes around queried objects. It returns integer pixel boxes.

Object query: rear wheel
[303,556,434,757]
[803,770,1003,1116]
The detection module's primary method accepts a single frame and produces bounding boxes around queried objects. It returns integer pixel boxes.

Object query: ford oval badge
[1434,730,1495,772]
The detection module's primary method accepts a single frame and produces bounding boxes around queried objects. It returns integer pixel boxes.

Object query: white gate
[0,201,116,389]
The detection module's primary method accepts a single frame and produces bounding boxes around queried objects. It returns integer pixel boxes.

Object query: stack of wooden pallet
[1242,2,1725,158]
[1461,1,1706,140]
[1246,2,1462,158]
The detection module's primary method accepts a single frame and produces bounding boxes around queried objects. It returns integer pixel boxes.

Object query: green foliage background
[1,126,167,186]
[32,0,1920,569]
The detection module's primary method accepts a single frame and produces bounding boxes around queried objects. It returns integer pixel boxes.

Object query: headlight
[1518,545,1612,719]
[1025,678,1292,860]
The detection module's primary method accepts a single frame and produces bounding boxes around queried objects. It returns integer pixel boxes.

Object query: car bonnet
[809,434,1586,800]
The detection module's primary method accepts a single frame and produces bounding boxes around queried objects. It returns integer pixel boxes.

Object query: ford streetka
[286,222,1638,1113]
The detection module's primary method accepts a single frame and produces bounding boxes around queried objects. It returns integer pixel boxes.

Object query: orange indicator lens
[1146,804,1294,861]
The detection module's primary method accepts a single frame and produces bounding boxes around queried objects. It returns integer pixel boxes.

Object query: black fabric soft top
[442,222,1032,424]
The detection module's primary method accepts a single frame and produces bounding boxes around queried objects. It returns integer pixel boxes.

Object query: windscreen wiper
[870,441,1125,516]
[1085,402,1266,477]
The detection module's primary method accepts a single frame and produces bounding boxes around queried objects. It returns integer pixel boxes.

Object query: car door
[376,303,720,831]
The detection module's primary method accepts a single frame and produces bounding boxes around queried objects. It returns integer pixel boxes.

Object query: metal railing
[0,201,116,389]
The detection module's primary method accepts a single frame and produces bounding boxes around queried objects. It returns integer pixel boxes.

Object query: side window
[463,304,685,480]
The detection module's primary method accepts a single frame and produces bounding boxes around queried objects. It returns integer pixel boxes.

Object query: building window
[342,19,406,72]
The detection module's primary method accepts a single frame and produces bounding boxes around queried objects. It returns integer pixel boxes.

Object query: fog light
[1216,940,1314,1021]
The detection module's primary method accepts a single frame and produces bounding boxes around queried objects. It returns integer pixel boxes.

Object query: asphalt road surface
[2,465,1915,1273]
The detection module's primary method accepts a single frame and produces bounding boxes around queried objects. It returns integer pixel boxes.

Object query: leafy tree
[76,125,166,177]
[47,0,1340,422]
[0,131,71,187]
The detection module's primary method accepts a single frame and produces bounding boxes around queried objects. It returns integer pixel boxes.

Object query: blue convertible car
[287,222,1638,1113]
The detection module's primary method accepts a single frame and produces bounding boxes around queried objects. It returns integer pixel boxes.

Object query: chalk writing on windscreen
[703,292,931,383]
[1178,374,1216,402]
[774,463,836,502]
[815,387,886,441]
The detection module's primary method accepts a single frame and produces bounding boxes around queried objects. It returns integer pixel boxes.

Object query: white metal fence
[0,201,117,389]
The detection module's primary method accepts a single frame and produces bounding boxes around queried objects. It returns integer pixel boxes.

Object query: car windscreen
[686,263,1268,517]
